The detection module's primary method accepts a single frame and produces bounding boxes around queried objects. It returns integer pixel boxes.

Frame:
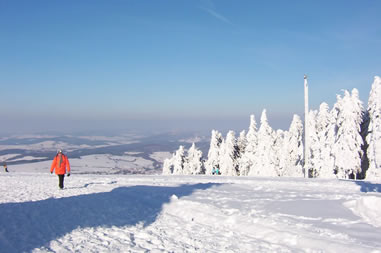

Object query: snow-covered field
[7,152,171,175]
[0,133,201,175]
[1,172,381,252]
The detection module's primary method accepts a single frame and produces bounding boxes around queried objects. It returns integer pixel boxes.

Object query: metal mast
[304,74,309,178]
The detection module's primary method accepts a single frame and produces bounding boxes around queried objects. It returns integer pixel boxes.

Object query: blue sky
[1,0,380,134]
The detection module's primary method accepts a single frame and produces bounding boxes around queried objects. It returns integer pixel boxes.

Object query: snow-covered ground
[1,172,381,252]
[0,140,131,152]
[0,133,202,175]
[7,152,171,175]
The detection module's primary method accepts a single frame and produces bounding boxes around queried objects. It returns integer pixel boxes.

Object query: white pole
[304,74,309,178]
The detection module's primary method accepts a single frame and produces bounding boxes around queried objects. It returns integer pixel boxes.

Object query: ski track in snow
[1,173,381,252]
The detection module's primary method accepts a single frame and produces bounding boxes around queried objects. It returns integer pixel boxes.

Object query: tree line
[163,76,381,180]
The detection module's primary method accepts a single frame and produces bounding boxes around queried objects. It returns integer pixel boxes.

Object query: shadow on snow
[354,180,381,193]
[0,183,221,252]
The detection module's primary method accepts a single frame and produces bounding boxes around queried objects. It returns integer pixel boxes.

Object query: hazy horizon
[0,112,295,136]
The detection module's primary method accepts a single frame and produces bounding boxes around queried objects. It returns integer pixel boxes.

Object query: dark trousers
[58,174,65,189]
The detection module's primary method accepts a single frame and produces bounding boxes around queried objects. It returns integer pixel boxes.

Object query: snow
[7,156,49,162]
[0,137,139,152]
[2,134,58,140]
[164,77,381,180]
[0,140,98,152]
[345,195,381,228]
[367,76,381,179]
[179,136,206,143]
[0,154,21,161]
[74,134,143,143]
[1,172,381,252]
[72,154,154,173]
[149,152,172,163]
[8,154,156,174]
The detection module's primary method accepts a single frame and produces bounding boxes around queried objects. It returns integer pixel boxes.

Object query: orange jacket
[50,154,71,175]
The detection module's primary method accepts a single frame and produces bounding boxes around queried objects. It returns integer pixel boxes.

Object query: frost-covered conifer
[184,143,204,175]
[274,129,285,176]
[172,146,186,175]
[237,130,247,156]
[246,115,258,149]
[279,115,304,177]
[162,157,174,175]
[307,110,319,177]
[313,103,336,178]
[366,76,381,179]
[205,130,223,175]
[332,89,364,179]
[219,131,240,176]
[239,115,258,176]
[249,110,277,177]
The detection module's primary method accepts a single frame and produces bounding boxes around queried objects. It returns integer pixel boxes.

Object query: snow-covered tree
[279,115,304,177]
[351,89,365,178]
[162,157,174,175]
[163,143,204,175]
[219,131,240,176]
[366,76,381,179]
[249,110,277,177]
[172,146,186,175]
[306,110,319,177]
[205,130,223,175]
[332,89,364,179]
[239,115,258,176]
[314,103,336,178]
[273,129,285,176]
[184,143,204,175]
[237,130,247,157]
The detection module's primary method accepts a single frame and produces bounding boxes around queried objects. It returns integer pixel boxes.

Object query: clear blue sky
[1,0,380,134]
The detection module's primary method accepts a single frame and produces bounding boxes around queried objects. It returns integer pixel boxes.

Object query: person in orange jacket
[50,149,71,189]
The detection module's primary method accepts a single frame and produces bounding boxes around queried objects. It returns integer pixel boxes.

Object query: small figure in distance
[212,167,220,175]
[50,149,71,189]
[3,162,8,172]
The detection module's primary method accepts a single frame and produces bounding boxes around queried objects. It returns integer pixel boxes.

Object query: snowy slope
[1,173,381,252]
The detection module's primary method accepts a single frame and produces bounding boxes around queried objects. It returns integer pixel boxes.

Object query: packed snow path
[1,173,381,252]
